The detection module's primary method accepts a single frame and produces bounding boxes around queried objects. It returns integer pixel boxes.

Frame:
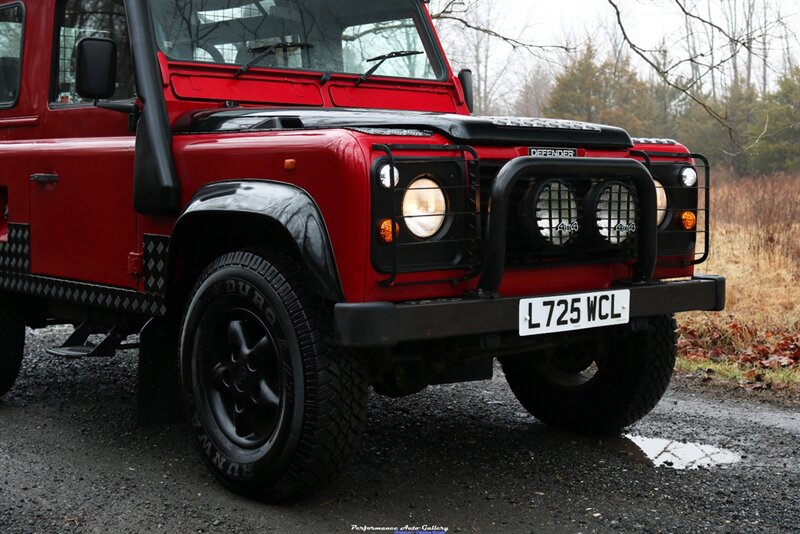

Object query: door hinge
[127,252,144,276]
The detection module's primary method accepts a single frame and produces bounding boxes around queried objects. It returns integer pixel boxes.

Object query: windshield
[148,0,444,81]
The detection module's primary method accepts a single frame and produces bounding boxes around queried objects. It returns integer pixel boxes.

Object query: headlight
[654,180,668,226]
[521,180,579,246]
[593,181,638,245]
[402,177,447,239]
[681,167,698,187]
[378,164,400,188]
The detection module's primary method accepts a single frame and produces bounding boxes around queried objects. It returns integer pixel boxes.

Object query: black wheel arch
[167,181,344,307]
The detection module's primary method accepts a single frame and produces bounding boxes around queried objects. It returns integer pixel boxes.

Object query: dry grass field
[678,173,800,391]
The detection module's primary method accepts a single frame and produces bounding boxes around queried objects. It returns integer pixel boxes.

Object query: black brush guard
[477,157,658,294]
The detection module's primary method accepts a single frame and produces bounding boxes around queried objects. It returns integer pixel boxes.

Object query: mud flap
[136,317,184,426]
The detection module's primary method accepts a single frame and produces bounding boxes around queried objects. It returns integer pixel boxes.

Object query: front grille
[479,161,640,266]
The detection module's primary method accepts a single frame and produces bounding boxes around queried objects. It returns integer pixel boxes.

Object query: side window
[53,0,134,104]
[0,5,23,107]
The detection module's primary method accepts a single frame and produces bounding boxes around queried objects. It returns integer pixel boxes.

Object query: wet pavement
[0,327,798,533]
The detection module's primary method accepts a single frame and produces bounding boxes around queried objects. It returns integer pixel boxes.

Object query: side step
[46,321,131,359]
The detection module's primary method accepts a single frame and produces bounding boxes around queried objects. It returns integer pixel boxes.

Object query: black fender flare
[173,181,343,301]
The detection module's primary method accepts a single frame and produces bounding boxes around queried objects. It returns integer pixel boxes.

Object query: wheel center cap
[234,367,249,388]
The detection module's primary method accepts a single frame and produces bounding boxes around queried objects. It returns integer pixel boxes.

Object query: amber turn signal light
[378,219,400,243]
[680,211,697,230]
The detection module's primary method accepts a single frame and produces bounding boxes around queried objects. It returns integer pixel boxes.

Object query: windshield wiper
[235,42,314,78]
[356,50,424,85]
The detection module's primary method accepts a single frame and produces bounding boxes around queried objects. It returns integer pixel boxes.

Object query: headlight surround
[521,179,580,246]
[592,181,638,245]
[654,180,668,226]
[402,177,447,239]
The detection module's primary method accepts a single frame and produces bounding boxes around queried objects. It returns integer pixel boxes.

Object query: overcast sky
[442,0,800,83]
[497,0,799,50]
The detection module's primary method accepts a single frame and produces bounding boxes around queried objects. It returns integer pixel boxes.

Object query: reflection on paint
[625,435,742,470]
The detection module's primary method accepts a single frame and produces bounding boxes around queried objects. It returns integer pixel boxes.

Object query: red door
[29,132,138,289]
[28,0,139,289]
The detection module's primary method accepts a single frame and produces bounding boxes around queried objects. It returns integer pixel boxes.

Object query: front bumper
[334,275,725,348]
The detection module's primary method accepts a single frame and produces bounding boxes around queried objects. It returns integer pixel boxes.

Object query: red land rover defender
[0,0,724,500]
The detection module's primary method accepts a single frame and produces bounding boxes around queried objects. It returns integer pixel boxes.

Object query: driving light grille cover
[594,182,638,245]
[527,180,579,246]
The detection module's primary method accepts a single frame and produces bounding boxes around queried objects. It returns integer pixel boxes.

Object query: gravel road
[1,326,798,534]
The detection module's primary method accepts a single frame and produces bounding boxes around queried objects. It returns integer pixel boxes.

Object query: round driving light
[521,180,579,246]
[654,180,668,226]
[593,181,638,245]
[402,177,447,239]
[680,211,697,230]
[681,167,698,187]
[378,164,400,188]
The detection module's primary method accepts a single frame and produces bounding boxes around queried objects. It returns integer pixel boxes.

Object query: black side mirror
[75,37,117,100]
[458,68,474,114]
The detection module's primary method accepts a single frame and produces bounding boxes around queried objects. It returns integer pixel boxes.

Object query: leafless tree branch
[605,0,751,145]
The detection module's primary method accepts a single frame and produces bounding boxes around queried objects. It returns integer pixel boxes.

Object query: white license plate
[519,290,630,336]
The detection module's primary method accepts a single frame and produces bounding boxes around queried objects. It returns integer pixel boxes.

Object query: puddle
[623,435,742,470]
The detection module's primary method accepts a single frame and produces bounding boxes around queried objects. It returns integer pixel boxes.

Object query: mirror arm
[94,98,141,132]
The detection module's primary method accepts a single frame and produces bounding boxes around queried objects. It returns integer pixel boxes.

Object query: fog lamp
[521,180,579,246]
[592,181,638,245]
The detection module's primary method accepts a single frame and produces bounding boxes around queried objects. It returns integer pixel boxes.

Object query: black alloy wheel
[181,250,369,501]
[200,309,285,450]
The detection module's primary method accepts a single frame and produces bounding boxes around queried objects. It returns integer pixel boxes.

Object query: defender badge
[529,147,578,158]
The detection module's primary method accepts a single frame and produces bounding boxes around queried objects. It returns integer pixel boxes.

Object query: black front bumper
[334,275,725,348]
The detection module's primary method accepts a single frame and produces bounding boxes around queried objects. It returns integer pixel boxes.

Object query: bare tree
[432,1,522,115]
[429,0,570,58]
[606,0,793,152]
[430,0,794,151]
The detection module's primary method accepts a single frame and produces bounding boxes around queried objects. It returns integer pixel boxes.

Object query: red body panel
[328,84,458,112]
[171,73,325,107]
[27,137,137,288]
[168,130,371,300]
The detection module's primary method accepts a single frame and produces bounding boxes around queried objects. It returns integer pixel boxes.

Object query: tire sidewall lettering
[197,432,255,480]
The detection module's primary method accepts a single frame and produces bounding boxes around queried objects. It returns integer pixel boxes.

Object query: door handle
[30,173,59,184]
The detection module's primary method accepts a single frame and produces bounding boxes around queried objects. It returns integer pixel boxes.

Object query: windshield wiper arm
[356,50,424,85]
[235,42,314,78]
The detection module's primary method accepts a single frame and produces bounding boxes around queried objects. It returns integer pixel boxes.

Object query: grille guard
[478,157,658,294]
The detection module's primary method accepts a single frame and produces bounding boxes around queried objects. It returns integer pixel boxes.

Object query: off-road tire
[0,295,25,397]
[180,250,369,501]
[502,315,677,435]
